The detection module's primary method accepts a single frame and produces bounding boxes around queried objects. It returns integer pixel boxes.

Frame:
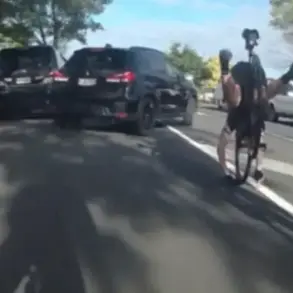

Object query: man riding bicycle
[217,48,293,183]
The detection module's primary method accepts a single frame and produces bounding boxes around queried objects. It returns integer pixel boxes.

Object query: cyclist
[217,48,293,183]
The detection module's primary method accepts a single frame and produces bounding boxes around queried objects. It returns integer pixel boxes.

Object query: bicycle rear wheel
[234,131,254,184]
[235,124,262,184]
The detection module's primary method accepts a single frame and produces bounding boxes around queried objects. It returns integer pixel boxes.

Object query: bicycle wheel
[235,120,262,184]
[234,130,254,184]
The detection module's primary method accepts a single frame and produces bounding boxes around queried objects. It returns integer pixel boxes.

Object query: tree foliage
[202,56,220,88]
[0,0,112,50]
[166,42,220,88]
[270,0,293,43]
[167,42,206,85]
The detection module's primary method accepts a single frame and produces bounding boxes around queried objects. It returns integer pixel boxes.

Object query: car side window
[165,61,179,78]
[139,49,165,73]
[149,51,166,73]
[134,50,149,72]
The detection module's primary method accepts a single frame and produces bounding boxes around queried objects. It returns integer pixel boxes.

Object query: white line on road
[196,112,207,116]
[267,131,293,143]
[167,125,293,216]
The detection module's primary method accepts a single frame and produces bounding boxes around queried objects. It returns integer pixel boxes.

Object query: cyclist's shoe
[253,170,265,183]
[223,169,234,182]
[219,49,232,74]
[224,174,234,181]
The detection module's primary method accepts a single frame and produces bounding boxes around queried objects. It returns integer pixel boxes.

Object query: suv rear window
[0,47,53,75]
[63,48,127,74]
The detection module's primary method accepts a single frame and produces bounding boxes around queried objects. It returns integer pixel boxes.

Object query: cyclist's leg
[254,120,265,182]
[217,120,231,176]
[218,50,241,177]
[217,107,238,177]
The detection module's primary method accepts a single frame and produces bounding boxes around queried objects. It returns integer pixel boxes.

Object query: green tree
[0,0,112,50]
[270,0,293,43]
[166,42,205,85]
[0,0,31,46]
[202,56,220,88]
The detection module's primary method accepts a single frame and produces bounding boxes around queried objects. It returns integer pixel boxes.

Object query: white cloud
[153,0,229,9]
[67,3,291,77]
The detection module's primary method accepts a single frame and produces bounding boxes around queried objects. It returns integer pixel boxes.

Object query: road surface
[0,117,292,293]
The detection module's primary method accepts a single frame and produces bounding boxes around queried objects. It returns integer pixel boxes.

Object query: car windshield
[65,48,127,73]
[0,47,52,75]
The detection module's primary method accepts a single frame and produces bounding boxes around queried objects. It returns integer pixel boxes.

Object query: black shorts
[226,106,265,133]
[226,106,245,132]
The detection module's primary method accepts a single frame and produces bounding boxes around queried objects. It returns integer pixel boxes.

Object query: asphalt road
[0,118,293,293]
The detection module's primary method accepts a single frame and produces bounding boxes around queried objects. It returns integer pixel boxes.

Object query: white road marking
[196,112,207,116]
[224,148,293,177]
[267,131,293,143]
[167,125,293,216]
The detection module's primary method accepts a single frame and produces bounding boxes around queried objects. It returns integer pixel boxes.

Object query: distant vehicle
[50,46,198,135]
[0,45,64,118]
[267,80,293,122]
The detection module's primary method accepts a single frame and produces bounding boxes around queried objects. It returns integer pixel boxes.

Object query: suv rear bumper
[53,97,139,123]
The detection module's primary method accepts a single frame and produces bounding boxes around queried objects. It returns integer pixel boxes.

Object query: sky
[68,0,292,78]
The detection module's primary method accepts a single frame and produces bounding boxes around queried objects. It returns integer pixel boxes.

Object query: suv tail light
[49,70,68,81]
[106,71,135,83]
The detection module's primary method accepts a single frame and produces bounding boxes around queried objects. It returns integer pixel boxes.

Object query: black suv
[51,46,198,135]
[0,45,64,117]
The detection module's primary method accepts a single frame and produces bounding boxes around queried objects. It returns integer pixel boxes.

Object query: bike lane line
[167,125,293,216]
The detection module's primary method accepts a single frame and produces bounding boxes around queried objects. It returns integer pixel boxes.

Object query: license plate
[92,106,110,116]
[78,78,96,86]
[16,77,31,84]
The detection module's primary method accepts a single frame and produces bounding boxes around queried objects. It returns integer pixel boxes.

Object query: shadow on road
[152,130,293,293]
[0,121,293,292]
[0,121,155,293]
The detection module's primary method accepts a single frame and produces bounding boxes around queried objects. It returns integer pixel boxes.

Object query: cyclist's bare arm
[263,62,293,100]
[219,49,293,102]
[221,74,241,107]
[219,50,241,107]
[266,73,293,99]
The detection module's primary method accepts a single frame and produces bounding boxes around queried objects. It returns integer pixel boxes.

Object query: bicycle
[234,28,267,184]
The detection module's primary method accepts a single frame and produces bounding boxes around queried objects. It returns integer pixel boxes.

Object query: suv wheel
[131,97,156,136]
[182,96,196,126]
